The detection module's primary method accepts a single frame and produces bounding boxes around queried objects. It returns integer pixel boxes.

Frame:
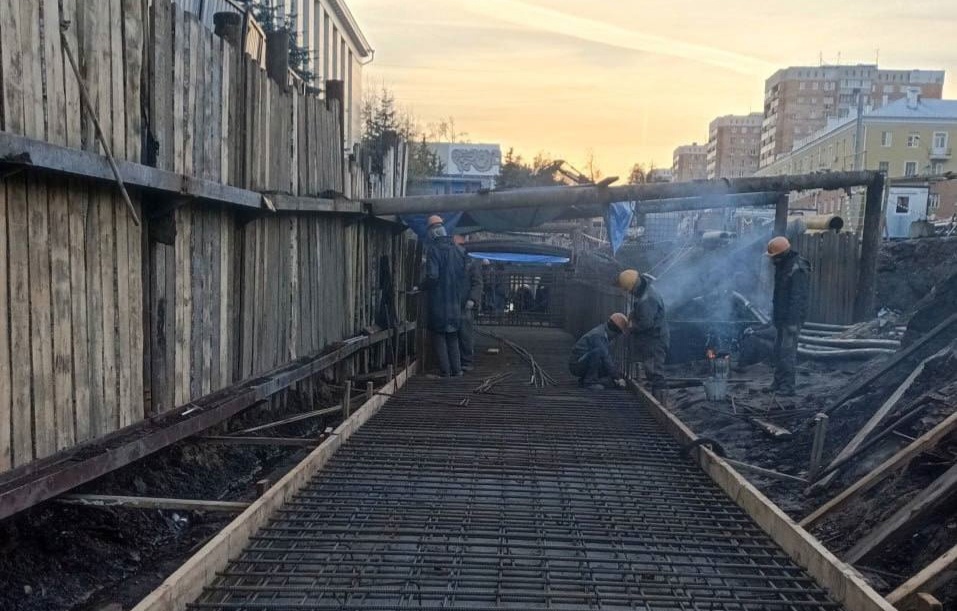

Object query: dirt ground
[0,384,346,611]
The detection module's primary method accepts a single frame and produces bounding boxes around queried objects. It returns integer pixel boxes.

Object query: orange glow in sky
[350,0,957,178]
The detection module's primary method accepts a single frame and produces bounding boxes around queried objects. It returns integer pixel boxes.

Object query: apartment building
[759,65,944,168]
[672,143,708,182]
[706,113,763,179]
[757,92,957,220]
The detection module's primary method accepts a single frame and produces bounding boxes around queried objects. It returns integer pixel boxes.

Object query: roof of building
[866,97,957,120]
[327,0,373,59]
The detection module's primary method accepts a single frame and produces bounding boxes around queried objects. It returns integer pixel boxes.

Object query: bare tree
[583,149,603,182]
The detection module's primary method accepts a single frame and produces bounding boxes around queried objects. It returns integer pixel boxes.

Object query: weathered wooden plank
[201,208,214,395]
[287,217,299,360]
[845,460,957,563]
[887,543,957,607]
[60,0,82,148]
[217,211,230,389]
[149,0,173,170]
[98,190,118,435]
[208,39,223,183]
[171,1,186,174]
[0,0,25,134]
[253,220,266,373]
[150,240,170,414]
[240,223,254,378]
[7,177,32,465]
[92,0,112,155]
[68,180,91,441]
[182,13,197,175]
[115,192,134,427]
[122,0,143,162]
[107,0,126,159]
[84,187,105,437]
[18,0,43,140]
[59,494,249,512]
[0,184,11,471]
[802,410,957,529]
[220,42,231,183]
[49,184,75,450]
[189,208,204,399]
[129,362,417,611]
[174,206,192,406]
[190,17,204,179]
[242,57,255,189]
[41,0,67,145]
[129,197,144,418]
[27,177,55,458]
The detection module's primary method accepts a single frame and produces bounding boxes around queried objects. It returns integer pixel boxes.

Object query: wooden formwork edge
[629,382,897,611]
[131,361,418,611]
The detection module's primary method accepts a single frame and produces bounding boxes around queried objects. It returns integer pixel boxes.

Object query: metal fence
[476,266,565,327]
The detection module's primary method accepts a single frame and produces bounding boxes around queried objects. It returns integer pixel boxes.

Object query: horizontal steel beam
[0,322,415,523]
[365,172,876,215]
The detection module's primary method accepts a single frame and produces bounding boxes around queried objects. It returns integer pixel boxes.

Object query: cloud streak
[461,0,776,76]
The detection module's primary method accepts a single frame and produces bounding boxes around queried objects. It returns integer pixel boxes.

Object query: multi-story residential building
[757,91,957,222]
[706,113,763,179]
[648,168,674,183]
[672,143,708,182]
[760,64,944,168]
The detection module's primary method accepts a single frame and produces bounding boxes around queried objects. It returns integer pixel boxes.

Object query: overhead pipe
[787,214,845,235]
[365,171,879,215]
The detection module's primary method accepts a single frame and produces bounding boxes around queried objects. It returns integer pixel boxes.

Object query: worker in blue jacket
[569,313,629,390]
[421,215,467,377]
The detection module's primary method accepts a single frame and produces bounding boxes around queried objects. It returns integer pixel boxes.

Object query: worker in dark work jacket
[617,269,670,399]
[569,313,629,390]
[454,235,483,371]
[421,216,467,377]
[767,236,810,396]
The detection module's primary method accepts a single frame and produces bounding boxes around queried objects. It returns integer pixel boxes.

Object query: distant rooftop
[866,97,957,120]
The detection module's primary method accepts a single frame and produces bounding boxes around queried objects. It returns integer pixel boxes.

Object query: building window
[812,82,819,90]
[932,161,944,175]
[933,132,948,149]
[799,82,807,90]
[878,161,889,174]
[881,132,892,147]
[907,133,920,148]
[895,196,910,214]
[904,161,918,177]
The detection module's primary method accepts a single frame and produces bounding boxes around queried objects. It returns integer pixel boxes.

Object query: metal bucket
[703,377,728,401]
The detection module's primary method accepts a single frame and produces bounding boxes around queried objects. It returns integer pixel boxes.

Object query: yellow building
[757,92,957,222]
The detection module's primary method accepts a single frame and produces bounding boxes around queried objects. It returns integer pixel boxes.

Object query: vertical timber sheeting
[0,186,9,471]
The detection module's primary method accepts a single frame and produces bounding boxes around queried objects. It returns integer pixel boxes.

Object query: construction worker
[454,235,483,371]
[617,269,670,398]
[422,216,467,377]
[767,236,810,396]
[569,313,629,390]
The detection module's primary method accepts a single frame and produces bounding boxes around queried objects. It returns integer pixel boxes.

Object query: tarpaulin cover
[606,201,634,254]
[468,251,570,265]
[400,212,464,240]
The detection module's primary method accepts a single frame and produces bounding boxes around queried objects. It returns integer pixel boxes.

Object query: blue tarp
[400,212,464,241]
[468,252,570,265]
[606,201,635,254]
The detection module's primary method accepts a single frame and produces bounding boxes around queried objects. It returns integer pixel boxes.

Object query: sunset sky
[349,0,957,178]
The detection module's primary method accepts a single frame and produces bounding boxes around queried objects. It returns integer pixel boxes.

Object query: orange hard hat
[617,269,640,292]
[453,234,465,245]
[427,215,444,227]
[766,236,791,257]
[609,313,629,332]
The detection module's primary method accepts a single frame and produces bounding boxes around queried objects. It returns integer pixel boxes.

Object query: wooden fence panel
[795,232,860,324]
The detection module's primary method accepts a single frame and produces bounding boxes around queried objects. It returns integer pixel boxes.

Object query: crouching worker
[569,313,629,390]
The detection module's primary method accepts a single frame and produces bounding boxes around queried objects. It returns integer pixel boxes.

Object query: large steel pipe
[366,171,878,215]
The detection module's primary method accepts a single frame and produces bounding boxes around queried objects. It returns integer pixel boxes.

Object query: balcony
[930,146,952,160]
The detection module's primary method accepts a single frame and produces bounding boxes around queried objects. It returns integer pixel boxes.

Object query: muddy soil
[0,384,346,611]
[666,337,957,603]
[876,236,957,314]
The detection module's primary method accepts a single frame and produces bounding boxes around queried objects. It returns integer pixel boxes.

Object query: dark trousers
[431,331,462,377]
[773,323,800,393]
[631,337,668,392]
[569,349,613,385]
[459,310,475,368]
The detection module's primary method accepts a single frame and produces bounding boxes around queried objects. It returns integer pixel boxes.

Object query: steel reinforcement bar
[157,328,893,611]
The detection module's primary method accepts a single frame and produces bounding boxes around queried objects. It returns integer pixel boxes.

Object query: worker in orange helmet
[421,215,467,377]
[568,313,629,390]
[766,236,810,396]
[617,269,669,400]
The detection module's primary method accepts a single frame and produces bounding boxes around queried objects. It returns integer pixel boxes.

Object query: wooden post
[255,479,270,497]
[854,173,885,321]
[387,364,394,383]
[213,12,242,47]
[265,29,289,91]
[366,381,374,402]
[808,413,828,481]
[343,380,352,418]
[774,192,789,236]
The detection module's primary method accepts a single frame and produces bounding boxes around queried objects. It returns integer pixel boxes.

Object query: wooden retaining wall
[0,1,411,475]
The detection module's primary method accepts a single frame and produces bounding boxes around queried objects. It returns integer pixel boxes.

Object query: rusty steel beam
[364,171,878,215]
[0,323,415,523]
